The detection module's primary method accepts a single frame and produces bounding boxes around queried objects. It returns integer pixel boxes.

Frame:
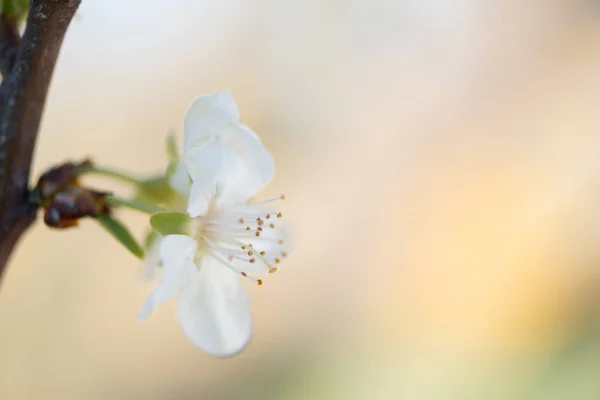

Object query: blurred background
[2,0,600,398]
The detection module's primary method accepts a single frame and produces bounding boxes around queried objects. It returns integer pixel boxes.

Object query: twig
[0,0,81,284]
[0,14,20,76]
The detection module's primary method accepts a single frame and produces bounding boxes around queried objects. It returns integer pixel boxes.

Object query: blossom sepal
[150,211,193,236]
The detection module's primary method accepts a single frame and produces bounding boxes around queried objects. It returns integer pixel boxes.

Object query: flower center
[194,195,287,285]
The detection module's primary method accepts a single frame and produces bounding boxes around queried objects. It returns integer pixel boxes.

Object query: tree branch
[0,14,20,76]
[0,0,80,284]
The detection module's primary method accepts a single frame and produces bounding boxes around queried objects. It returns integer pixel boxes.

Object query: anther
[228,256,233,262]
[266,214,271,219]
[275,258,281,263]
[269,267,278,274]
[280,194,286,200]
[277,212,282,218]
[241,271,263,286]
[269,223,275,228]
[258,227,263,232]
[247,251,253,256]
[278,239,284,245]
[255,231,261,237]
[257,219,264,226]
[249,258,256,263]
[260,251,265,256]
[246,226,251,231]
[239,218,244,224]
[241,245,247,250]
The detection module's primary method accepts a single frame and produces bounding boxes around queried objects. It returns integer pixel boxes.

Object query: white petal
[184,141,224,216]
[138,238,162,280]
[137,258,198,321]
[184,124,274,207]
[184,140,224,183]
[176,257,252,357]
[169,161,192,197]
[187,179,216,218]
[216,124,275,204]
[184,90,240,154]
[160,235,197,264]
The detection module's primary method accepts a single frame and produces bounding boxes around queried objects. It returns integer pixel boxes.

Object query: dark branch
[0,0,80,284]
[0,15,21,76]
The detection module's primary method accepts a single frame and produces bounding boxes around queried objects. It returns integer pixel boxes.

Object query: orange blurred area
[2,0,600,398]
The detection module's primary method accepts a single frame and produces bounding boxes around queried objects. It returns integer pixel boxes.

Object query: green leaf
[150,211,192,236]
[97,214,145,259]
[2,0,28,18]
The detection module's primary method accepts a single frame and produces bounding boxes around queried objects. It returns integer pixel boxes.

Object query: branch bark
[0,14,20,76]
[0,0,80,284]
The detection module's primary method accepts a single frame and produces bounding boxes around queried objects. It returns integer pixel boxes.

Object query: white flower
[170,90,275,218]
[138,91,291,357]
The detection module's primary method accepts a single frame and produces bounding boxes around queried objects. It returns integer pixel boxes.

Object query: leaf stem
[104,195,164,214]
[77,164,143,185]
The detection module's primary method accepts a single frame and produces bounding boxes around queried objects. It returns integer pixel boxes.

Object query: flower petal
[176,257,252,356]
[184,140,224,182]
[184,140,224,217]
[137,258,198,321]
[216,124,275,205]
[138,237,162,280]
[160,234,197,264]
[187,180,215,218]
[184,90,240,154]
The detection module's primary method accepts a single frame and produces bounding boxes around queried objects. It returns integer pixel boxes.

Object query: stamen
[277,212,282,218]
[223,238,279,274]
[255,231,261,237]
[209,252,263,286]
[241,272,263,286]
[253,195,286,206]
[275,258,281,263]
[247,250,253,256]
[251,248,277,274]
[203,226,256,236]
